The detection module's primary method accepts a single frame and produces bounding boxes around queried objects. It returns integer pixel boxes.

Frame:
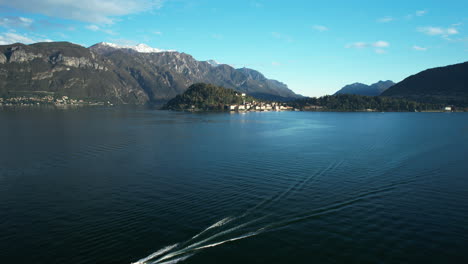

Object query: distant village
[0,95,110,107]
[226,93,297,112]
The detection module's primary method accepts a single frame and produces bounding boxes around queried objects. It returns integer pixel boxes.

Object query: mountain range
[334,80,395,96]
[382,61,468,105]
[0,41,301,104]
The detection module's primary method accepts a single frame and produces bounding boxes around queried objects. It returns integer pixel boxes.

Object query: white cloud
[0,16,33,29]
[153,31,162,35]
[346,41,389,49]
[0,32,52,45]
[272,32,292,41]
[418,26,459,36]
[85,24,116,35]
[86,25,100,31]
[377,16,394,23]
[272,32,293,42]
[312,25,329,32]
[0,0,165,24]
[372,41,389,48]
[346,41,390,54]
[413,45,427,51]
[346,42,368,48]
[406,10,428,20]
[374,49,386,54]
[416,10,427,16]
[271,61,281,66]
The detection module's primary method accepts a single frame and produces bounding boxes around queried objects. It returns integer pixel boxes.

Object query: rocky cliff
[0,41,301,104]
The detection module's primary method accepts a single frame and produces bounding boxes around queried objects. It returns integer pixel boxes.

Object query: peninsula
[162,83,294,112]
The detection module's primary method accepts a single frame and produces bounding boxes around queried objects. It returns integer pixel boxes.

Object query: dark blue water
[1,109,468,264]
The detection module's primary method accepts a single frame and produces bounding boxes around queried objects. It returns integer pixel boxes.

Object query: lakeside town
[0,95,111,107]
[225,93,296,111]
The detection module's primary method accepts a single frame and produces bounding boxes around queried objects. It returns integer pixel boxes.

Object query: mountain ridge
[0,41,301,104]
[334,80,395,96]
[382,61,468,106]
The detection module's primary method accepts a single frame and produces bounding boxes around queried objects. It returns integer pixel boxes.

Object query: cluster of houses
[0,95,106,107]
[0,95,57,106]
[228,101,294,111]
[53,96,93,106]
[225,92,294,111]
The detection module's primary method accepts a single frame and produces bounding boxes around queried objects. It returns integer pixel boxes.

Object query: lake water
[1,109,468,264]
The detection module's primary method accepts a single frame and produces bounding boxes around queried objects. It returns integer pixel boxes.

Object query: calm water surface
[1,109,468,263]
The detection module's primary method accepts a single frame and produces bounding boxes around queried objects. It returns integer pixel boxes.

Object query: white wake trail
[154,216,267,263]
[152,231,262,264]
[191,217,235,239]
[151,254,194,264]
[132,244,179,264]
[132,161,342,264]
[193,231,260,250]
[135,217,235,264]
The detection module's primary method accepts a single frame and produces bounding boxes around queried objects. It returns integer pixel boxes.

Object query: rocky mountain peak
[91,42,176,54]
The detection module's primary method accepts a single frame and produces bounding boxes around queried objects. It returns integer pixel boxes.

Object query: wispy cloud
[250,1,263,8]
[271,61,281,66]
[373,41,390,48]
[0,16,33,29]
[211,34,223,40]
[406,10,428,19]
[346,42,368,49]
[86,25,100,31]
[346,41,390,53]
[380,10,427,23]
[85,24,116,35]
[312,25,329,32]
[418,26,458,36]
[377,16,394,23]
[413,45,427,51]
[0,32,52,45]
[374,49,386,54]
[0,0,165,24]
[272,32,293,42]
[416,10,427,16]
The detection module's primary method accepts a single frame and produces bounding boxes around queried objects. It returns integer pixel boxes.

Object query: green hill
[382,61,468,106]
[163,83,257,111]
[289,94,446,112]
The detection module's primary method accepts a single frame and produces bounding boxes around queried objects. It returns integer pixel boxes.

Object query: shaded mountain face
[334,80,395,96]
[0,41,301,104]
[381,62,468,105]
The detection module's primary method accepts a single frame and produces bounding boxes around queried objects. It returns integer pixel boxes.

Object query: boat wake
[132,159,354,263]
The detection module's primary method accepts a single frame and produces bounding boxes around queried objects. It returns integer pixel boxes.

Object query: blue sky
[0,0,466,96]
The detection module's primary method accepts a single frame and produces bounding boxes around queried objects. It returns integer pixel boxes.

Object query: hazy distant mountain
[334,80,395,96]
[0,41,301,104]
[381,61,468,105]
